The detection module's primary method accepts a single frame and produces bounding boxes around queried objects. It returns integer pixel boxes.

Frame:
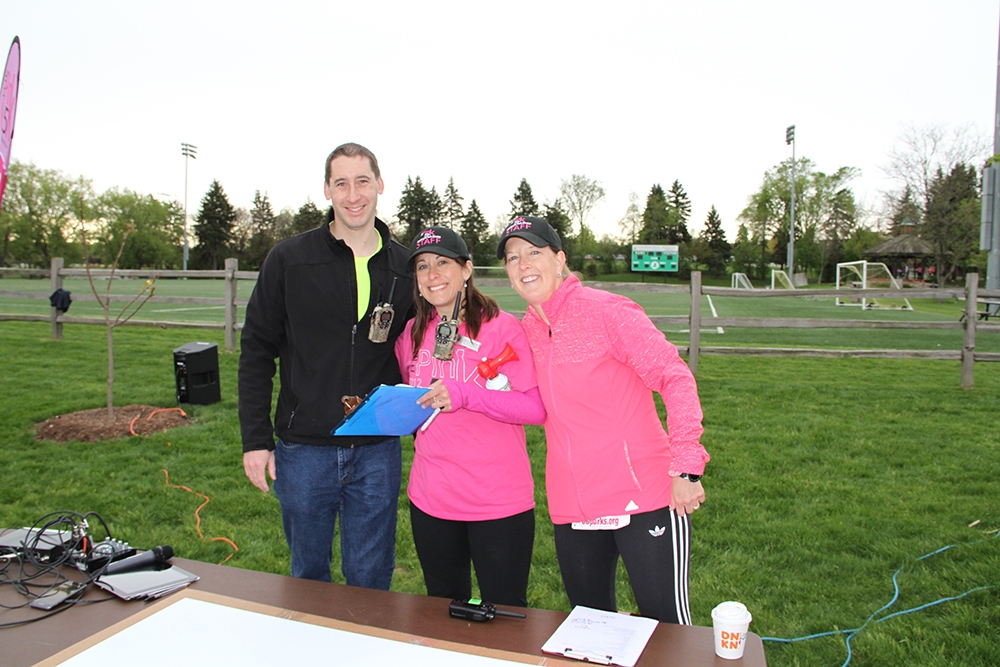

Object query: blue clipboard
[331,385,434,436]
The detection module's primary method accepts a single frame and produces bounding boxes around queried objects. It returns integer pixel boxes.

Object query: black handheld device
[449,598,526,622]
[30,581,86,610]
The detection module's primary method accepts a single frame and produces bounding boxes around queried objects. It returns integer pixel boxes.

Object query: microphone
[102,545,174,576]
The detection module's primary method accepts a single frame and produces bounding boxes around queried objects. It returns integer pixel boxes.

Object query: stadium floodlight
[181,143,197,271]
[785,126,796,276]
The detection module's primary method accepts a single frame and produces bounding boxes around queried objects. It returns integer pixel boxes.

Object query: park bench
[960,298,1000,322]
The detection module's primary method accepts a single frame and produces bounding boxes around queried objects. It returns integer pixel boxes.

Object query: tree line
[0,161,326,271]
[734,123,988,286]
[0,159,733,278]
[1,123,987,284]
[392,173,734,280]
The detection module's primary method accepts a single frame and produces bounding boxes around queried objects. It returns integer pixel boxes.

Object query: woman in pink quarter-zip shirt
[397,226,545,608]
[497,216,710,624]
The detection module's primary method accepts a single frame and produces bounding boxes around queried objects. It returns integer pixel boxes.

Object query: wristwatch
[678,473,702,483]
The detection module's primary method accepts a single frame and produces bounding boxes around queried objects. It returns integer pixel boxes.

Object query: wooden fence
[2,261,998,387]
[565,271,999,388]
[0,258,251,353]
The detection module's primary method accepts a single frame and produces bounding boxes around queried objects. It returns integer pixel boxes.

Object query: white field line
[707,295,724,333]
[149,305,225,313]
[677,295,724,334]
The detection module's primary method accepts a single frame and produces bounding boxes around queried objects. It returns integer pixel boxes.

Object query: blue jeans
[273,437,401,589]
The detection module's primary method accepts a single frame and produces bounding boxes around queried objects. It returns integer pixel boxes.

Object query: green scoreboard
[631,244,679,272]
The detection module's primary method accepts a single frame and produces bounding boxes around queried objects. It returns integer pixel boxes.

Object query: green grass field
[3,275,994,355]
[0,319,997,667]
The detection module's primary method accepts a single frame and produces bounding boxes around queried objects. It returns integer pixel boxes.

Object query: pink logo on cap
[414,228,442,249]
[505,217,531,235]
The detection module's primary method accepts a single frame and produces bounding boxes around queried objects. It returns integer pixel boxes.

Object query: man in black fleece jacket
[239,143,413,588]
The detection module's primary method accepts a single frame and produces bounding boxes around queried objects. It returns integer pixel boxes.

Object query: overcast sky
[2,1,998,241]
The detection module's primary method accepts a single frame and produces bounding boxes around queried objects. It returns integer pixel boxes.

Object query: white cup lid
[712,601,752,624]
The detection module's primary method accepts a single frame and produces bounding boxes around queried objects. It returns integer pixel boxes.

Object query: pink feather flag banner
[0,36,21,210]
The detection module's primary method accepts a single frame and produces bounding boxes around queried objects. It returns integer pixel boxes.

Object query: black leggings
[409,502,534,607]
[553,506,692,623]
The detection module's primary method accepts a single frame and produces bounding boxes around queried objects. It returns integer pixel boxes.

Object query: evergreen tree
[460,199,490,265]
[241,190,276,270]
[441,177,464,229]
[666,179,692,243]
[192,179,236,270]
[888,186,923,234]
[924,163,980,286]
[397,176,439,247]
[510,178,540,219]
[427,186,443,226]
[542,199,573,242]
[288,200,324,236]
[229,207,251,264]
[668,179,692,223]
[536,199,575,267]
[639,184,672,243]
[699,205,731,277]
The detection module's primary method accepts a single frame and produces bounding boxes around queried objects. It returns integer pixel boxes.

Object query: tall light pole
[181,143,197,271]
[785,125,796,282]
[983,15,1000,313]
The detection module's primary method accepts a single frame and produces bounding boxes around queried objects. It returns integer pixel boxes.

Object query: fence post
[961,272,978,389]
[689,271,702,375]
[50,257,64,340]
[225,258,238,352]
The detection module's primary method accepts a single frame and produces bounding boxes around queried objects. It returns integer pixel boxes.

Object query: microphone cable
[0,511,117,628]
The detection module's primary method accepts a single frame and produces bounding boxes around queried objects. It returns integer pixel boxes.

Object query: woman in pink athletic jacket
[497,216,709,623]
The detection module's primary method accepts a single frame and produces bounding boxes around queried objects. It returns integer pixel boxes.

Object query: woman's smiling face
[414,253,473,318]
[503,237,566,306]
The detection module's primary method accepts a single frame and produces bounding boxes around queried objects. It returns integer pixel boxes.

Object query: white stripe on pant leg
[671,510,692,625]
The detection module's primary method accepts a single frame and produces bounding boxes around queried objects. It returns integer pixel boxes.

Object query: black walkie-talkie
[449,598,526,622]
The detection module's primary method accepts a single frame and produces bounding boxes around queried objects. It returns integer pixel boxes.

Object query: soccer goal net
[835,261,912,310]
[770,270,795,290]
[731,272,754,289]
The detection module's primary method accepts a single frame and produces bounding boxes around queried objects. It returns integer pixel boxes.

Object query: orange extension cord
[129,407,188,437]
[161,469,238,565]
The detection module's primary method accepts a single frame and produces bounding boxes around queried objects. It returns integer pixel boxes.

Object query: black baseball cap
[408,226,471,265]
[496,216,563,259]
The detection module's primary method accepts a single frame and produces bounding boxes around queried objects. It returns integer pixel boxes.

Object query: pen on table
[420,378,441,432]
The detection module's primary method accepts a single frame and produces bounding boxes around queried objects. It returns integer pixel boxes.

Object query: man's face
[323,155,384,233]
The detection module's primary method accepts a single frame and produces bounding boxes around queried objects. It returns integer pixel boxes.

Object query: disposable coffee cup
[711,601,752,660]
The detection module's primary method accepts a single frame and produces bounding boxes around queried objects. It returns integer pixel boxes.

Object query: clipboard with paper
[541,606,658,667]
[331,384,433,436]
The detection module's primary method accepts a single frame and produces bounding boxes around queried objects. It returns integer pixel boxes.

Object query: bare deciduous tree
[883,122,989,205]
[617,191,642,244]
[82,225,157,422]
[559,174,605,235]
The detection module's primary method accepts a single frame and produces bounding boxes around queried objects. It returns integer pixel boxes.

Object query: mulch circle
[33,404,191,443]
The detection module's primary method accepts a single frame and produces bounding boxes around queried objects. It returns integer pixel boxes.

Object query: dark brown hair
[324,142,380,182]
[410,261,499,357]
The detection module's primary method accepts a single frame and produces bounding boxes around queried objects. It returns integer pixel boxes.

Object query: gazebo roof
[862,233,935,258]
